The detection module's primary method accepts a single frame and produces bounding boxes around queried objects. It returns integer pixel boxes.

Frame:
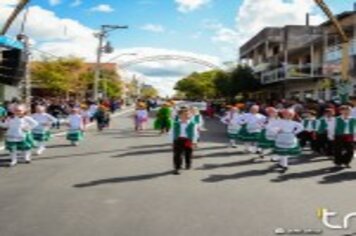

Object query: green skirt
[5,132,36,151]
[236,125,248,141]
[66,130,84,142]
[273,145,301,156]
[154,118,172,130]
[32,131,51,142]
[258,130,275,149]
[227,126,240,139]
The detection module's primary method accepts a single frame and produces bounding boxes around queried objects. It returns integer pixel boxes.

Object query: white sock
[230,139,236,146]
[24,151,31,162]
[10,151,18,165]
[279,156,288,168]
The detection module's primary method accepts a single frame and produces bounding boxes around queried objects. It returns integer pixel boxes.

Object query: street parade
[2,1,356,236]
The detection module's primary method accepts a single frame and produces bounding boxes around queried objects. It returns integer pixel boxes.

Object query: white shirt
[221,111,239,126]
[1,116,38,142]
[68,114,83,130]
[136,110,148,119]
[277,119,304,135]
[238,113,266,133]
[32,113,57,132]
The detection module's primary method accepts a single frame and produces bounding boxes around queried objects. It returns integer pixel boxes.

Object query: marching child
[134,103,149,131]
[66,107,85,146]
[191,106,204,145]
[31,105,57,155]
[315,108,335,156]
[238,105,266,154]
[171,107,198,175]
[0,104,38,166]
[257,107,280,159]
[221,106,240,148]
[94,105,110,131]
[299,110,317,151]
[274,109,304,173]
[328,105,355,168]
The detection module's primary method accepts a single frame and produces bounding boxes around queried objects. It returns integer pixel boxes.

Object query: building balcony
[261,64,323,84]
[324,39,356,62]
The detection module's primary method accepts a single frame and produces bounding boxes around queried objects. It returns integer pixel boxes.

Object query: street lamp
[93,24,128,101]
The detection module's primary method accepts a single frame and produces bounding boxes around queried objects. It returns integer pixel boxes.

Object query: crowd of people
[0,95,355,176]
[142,98,356,175]
[220,99,356,173]
[0,97,123,167]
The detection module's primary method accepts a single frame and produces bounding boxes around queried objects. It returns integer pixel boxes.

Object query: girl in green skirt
[273,109,304,173]
[1,104,38,167]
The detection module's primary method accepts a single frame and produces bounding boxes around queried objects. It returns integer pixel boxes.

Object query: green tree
[140,85,158,98]
[230,65,260,96]
[174,71,217,99]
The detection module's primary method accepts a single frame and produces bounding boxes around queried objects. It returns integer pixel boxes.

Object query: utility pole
[17,34,31,107]
[93,25,128,101]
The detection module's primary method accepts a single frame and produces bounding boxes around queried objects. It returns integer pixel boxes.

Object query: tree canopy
[31,57,123,99]
[174,65,259,100]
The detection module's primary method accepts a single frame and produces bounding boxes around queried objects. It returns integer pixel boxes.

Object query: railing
[261,64,323,84]
[324,39,356,62]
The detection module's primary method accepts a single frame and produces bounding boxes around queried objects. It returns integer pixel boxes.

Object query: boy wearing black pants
[171,108,198,175]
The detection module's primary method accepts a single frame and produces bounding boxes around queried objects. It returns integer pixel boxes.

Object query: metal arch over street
[118,54,222,70]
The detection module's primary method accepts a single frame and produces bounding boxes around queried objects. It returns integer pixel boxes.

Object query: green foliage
[31,57,123,98]
[140,86,158,98]
[174,65,259,100]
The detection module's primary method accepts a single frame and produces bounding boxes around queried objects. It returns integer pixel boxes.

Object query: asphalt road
[0,111,355,236]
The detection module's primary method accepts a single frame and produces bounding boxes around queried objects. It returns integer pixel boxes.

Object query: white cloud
[105,47,222,96]
[2,0,18,5]
[0,3,97,60]
[70,0,82,7]
[236,0,324,46]
[90,4,115,13]
[49,0,61,6]
[141,24,165,33]
[175,0,210,13]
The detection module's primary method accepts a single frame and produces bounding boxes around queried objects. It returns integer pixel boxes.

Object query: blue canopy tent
[0,35,24,50]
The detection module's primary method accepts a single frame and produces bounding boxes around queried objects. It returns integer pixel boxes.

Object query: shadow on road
[196,158,262,170]
[194,151,247,159]
[73,170,173,188]
[112,148,172,158]
[270,166,344,183]
[201,166,277,183]
[319,171,356,184]
[35,148,127,161]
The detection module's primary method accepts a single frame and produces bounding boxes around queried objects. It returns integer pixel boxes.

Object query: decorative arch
[118,54,221,70]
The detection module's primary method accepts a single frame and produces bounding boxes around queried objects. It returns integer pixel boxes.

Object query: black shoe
[185,165,191,170]
[173,170,180,175]
[345,164,352,169]
[279,167,288,174]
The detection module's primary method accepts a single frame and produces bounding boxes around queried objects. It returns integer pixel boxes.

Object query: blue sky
[0,0,353,95]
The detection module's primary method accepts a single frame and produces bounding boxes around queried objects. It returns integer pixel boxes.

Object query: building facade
[240,11,356,102]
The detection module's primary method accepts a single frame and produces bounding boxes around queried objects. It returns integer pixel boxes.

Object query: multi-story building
[240,11,356,102]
